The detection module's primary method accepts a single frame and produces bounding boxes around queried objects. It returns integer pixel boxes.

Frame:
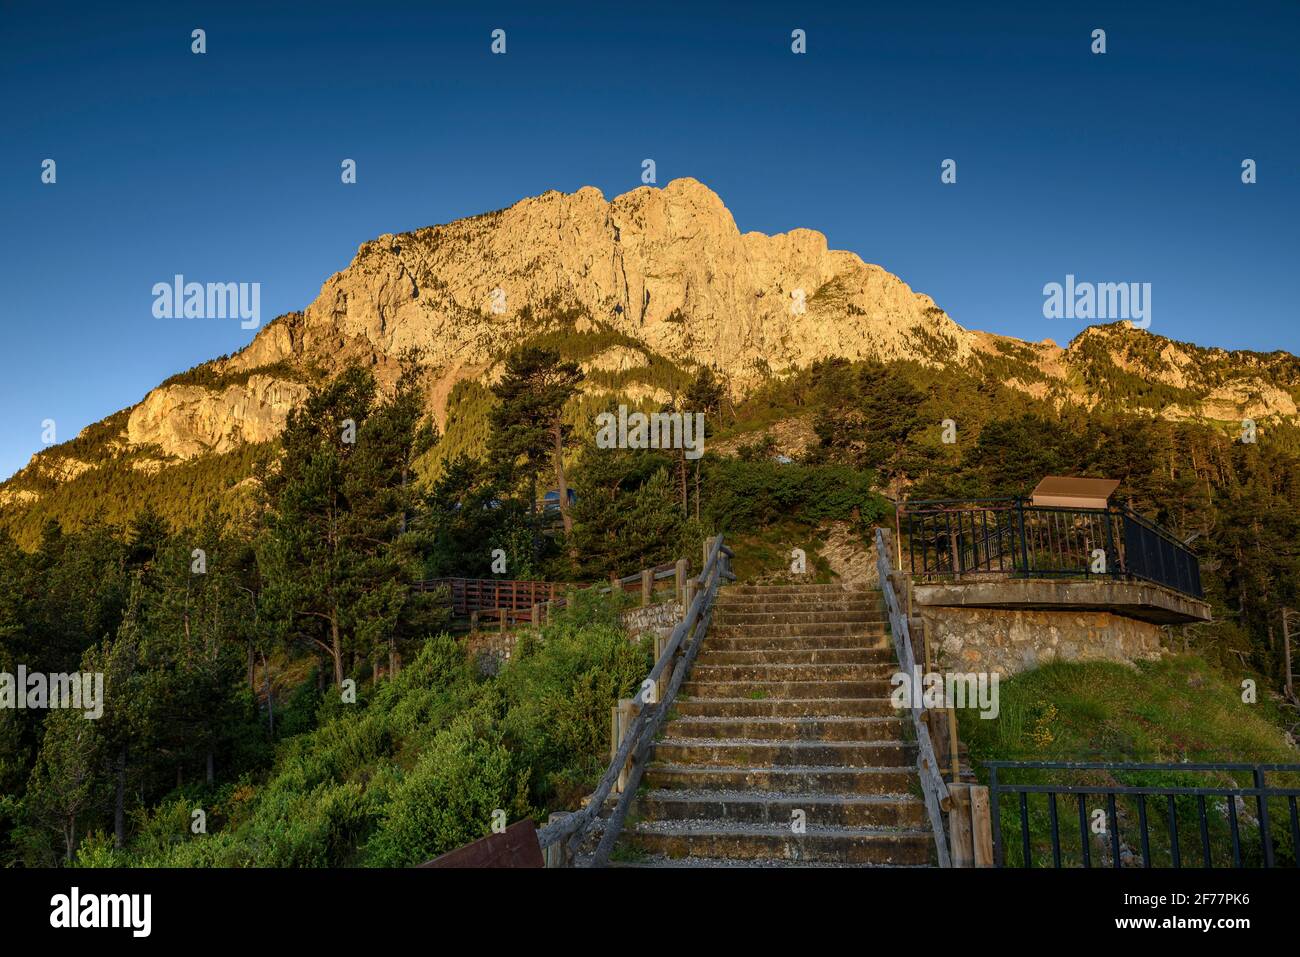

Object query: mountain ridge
[4,178,1297,519]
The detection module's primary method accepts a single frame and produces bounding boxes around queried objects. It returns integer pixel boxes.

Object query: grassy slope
[959,656,1299,867]
[71,591,650,868]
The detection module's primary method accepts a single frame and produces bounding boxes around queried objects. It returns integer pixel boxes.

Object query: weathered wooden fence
[533,534,735,866]
[416,561,683,628]
[876,526,955,867]
[414,577,563,621]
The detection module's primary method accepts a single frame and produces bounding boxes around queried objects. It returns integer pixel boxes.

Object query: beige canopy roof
[1030,476,1120,509]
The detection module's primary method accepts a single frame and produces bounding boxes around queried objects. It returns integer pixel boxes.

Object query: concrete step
[610,854,919,868]
[713,622,888,638]
[621,821,932,865]
[722,585,881,596]
[663,715,904,742]
[631,789,927,828]
[705,635,891,653]
[715,609,886,625]
[695,647,894,665]
[718,590,881,602]
[643,763,915,794]
[715,598,883,612]
[652,739,912,768]
[673,697,897,718]
[690,662,897,682]
[682,679,894,699]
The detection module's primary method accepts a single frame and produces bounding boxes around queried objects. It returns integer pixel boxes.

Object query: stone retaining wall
[922,606,1166,676]
[621,599,683,641]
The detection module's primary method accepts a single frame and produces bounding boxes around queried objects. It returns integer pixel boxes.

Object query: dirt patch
[819,521,879,588]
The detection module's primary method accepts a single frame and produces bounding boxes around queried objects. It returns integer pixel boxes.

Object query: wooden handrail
[875,526,953,868]
[535,534,735,864]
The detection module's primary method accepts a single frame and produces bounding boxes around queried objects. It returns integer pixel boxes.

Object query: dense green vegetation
[2,319,1297,868]
[0,348,883,867]
[69,594,648,867]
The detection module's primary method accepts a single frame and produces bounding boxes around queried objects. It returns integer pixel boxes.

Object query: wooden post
[531,603,541,630]
[641,569,653,606]
[948,783,974,867]
[654,634,673,704]
[544,813,570,868]
[470,610,479,633]
[970,785,994,867]
[614,698,638,793]
[947,706,961,780]
[545,600,553,625]
[499,609,506,633]
[702,536,712,572]
[609,704,620,763]
[683,578,696,622]
[675,558,687,604]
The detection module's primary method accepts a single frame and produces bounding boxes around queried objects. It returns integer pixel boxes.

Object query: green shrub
[704,458,885,532]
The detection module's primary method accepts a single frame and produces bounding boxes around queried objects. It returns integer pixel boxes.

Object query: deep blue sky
[2,1,1297,480]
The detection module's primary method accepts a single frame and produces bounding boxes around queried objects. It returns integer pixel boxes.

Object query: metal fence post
[1016,500,1030,576]
[989,764,1003,866]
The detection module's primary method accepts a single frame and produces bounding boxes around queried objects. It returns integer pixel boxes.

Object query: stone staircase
[614,583,934,866]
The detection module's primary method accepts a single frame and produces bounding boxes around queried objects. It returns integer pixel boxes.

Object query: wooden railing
[416,561,684,626]
[414,577,564,619]
[876,526,953,867]
[534,534,735,866]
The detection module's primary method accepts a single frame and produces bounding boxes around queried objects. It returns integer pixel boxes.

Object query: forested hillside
[0,346,882,866]
[2,307,1298,866]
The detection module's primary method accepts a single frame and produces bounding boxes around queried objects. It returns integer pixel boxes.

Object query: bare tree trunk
[330,611,344,688]
[678,449,688,517]
[261,650,275,735]
[114,746,127,849]
[553,424,574,537]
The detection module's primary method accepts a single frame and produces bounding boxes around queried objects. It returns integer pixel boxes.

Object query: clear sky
[2,0,1297,481]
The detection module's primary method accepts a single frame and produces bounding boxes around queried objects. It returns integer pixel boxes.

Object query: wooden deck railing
[876,526,953,867]
[414,577,564,618]
[415,561,683,626]
[534,534,735,866]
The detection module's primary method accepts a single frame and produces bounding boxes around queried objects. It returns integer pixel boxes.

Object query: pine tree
[488,346,584,539]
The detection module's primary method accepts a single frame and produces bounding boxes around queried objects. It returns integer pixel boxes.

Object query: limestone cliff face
[126,375,311,458]
[6,178,1297,490]
[227,177,974,393]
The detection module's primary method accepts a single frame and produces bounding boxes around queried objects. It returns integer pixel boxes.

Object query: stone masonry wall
[922,606,1165,676]
[621,600,683,642]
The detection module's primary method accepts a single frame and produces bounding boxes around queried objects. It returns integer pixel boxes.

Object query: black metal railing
[903,499,1203,599]
[988,761,1300,868]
